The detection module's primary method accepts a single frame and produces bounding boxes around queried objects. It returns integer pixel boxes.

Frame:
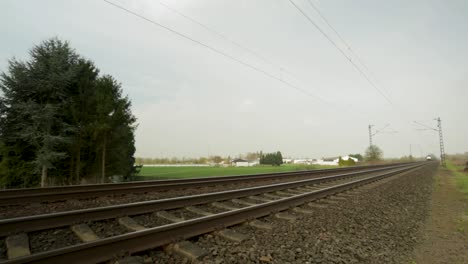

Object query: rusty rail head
[1,163,427,264]
[0,162,417,205]
[0,163,417,236]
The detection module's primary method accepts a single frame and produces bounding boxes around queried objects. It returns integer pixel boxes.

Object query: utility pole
[436,117,446,167]
[368,125,374,147]
[413,117,446,167]
[368,124,396,148]
[409,144,412,157]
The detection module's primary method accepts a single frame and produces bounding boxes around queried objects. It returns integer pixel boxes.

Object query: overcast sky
[1,0,467,159]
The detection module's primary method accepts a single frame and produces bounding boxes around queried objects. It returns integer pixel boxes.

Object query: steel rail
[0,162,407,194]
[0,163,416,236]
[1,163,426,264]
[0,162,414,205]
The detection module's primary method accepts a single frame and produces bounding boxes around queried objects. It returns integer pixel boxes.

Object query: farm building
[293,159,313,165]
[312,155,358,166]
[231,158,249,167]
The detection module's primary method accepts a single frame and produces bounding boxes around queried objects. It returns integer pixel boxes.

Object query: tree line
[0,38,136,187]
[259,151,283,166]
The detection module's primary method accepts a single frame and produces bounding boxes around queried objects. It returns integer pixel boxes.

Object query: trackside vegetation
[446,161,468,195]
[0,38,136,187]
[259,151,283,166]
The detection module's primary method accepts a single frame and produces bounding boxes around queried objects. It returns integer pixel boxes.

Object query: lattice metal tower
[368,125,374,147]
[436,117,446,167]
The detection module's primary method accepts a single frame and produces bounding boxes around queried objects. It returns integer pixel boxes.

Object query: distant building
[334,155,358,163]
[313,158,338,166]
[293,159,312,165]
[249,160,260,166]
[231,158,249,167]
[312,155,358,166]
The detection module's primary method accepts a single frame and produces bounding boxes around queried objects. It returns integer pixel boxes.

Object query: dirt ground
[412,168,468,264]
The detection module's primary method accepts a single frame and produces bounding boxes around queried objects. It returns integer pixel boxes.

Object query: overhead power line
[103,0,328,104]
[287,0,392,105]
[305,0,390,98]
[368,123,397,147]
[159,1,302,84]
[159,1,290,75]
[413,118,446,166]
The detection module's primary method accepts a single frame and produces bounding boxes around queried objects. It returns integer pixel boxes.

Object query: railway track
[0,162,425,263]
[0,163,412,206]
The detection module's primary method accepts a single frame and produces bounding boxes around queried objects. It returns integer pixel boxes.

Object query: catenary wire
[306,0,391,98]
[159,1,285,75]
[103,0,328,104]
[287,0,393,105]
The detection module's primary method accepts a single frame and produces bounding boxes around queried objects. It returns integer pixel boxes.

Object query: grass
[446,161,468,195]
[134,164,335,180]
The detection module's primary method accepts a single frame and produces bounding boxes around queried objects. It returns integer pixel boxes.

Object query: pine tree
[0,38,136,187]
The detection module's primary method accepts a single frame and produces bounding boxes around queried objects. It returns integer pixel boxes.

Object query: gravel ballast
[0,168,391,219]
[29,228,81,254]
[143,164,436,263]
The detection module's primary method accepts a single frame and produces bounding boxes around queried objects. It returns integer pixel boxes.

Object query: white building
[293,159,314,165]
[312,155,358,166]
[231,158,250,167]
[333,155,358,163]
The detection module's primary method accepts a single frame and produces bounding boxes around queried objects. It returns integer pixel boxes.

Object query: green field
[134,164,335,180]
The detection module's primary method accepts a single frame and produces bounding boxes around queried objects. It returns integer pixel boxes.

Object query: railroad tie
[275,191,294,197]
[248,195,274,202]
[118,217,146,232]
[307,202,328,209]
[336,193,355,198]
[71,224,100,242]
[296,187,318,192]
[185,206,214,216]
[248,220,273,230]
[274,212,297,222]
[5,233,30,259]
[285,188,306,194]
[263,193,284,199]
[211,202,240,211]
[156,211,184,223]
[344,190,362,195]
[231,199,256,206]
[214,229,249,242]
[292,207,314,214]
[321,198,341,205]
[318,183,336,188]
[301,186,321,191]
[168,241,208,261]
[329,196,348,201]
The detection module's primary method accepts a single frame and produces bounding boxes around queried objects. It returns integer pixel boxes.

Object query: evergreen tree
[0,38,136,187]
[259,151,283,166]
[276,151,283,166]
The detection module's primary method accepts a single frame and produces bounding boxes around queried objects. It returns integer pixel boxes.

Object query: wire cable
[287,0,393,105]
[103,0,328,104]
[306,0,391,98]
[159,1,275,71]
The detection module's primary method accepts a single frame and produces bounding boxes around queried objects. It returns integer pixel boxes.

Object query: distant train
[426,156,432,161]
